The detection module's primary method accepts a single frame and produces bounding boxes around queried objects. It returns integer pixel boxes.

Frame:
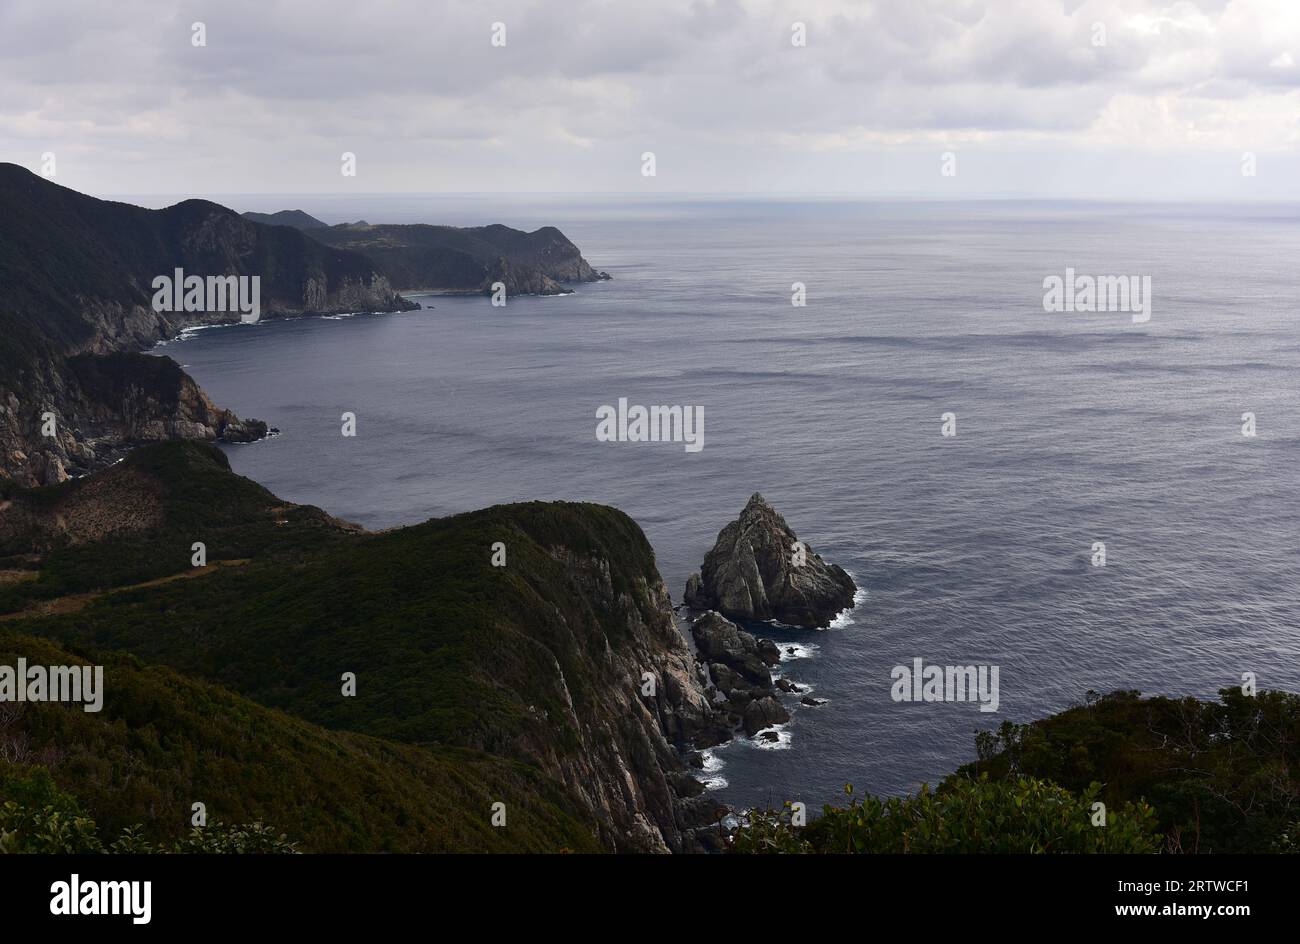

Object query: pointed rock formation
[684,493,857,628]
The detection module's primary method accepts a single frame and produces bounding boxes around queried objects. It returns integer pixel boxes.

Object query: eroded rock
[685,493,857,628]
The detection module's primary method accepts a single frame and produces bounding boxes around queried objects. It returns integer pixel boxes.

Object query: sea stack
[684,493,857,629]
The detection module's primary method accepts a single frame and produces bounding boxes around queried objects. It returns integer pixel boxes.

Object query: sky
[2,0,1299,199]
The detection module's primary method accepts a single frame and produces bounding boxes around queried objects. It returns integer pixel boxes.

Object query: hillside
[6,444,1297,854]
[725,687,1300,854]
[240,209,329,230]
[4,442,730,852]
[0,631,602,853]
[0,441,355,614]
[957,688,1300,853]
[0,164,412,360]
[253,216,611,296]
[0,163,417,486]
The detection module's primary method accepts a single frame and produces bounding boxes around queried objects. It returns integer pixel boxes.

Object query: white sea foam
[745,722,793,750]
[698,748,728,789]
[167,323,224,344]
[828,582,868,628]
[779,641,819,662]
[775,675,813,697]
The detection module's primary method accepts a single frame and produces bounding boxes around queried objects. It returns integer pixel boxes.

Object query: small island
[684,493,857,628]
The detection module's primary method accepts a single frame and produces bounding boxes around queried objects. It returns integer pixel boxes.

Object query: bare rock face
[690,610,790,740]
[0,353,269,485]
[743,695,790,737]
[691,610,777,689]
[684,493,857,629]
[510,542,732,853]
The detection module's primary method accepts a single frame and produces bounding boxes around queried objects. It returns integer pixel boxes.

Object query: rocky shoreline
[0,165,610,486]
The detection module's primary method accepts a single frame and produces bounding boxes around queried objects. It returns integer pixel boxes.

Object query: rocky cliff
[517,538,731,850]
[0,163,416,485]
[273,219,611,296]
[685,493,858,628]
[691,610,791,738]
[1,353,267,485]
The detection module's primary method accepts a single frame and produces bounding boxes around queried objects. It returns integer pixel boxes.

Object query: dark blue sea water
[155,196,1300,811]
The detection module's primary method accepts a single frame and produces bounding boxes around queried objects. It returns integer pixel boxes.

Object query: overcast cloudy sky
[2,0,1298,199]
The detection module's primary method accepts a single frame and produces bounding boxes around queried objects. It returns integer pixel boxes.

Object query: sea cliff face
[1,353,266,485]
[0,166,704,852]
[0,165,615,486]
[513,543,728,851]
[301,220,612,297]
[0,164,411,485]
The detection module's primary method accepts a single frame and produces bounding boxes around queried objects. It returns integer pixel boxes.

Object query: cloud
[1,0,1298,196]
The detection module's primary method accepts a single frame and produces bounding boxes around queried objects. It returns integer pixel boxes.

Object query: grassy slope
[3,441,672,850]
[0,442,351,612]
[0,632,601,852]
[12,482,662,757]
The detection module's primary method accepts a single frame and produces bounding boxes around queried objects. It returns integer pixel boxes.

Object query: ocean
[153,195,1300,811]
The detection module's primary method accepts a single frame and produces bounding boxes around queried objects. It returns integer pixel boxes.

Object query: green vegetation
[0,160,395,369]
[0,442,351,613]
[962,688,1300,853]
[1,768,297,853]
[310,220,596,293]
[733,685,1300,854]
[5,441,1297,855]
[0,632,601,853]
[733,777,1159,854]
[12,447,663,759]
[3,442,676,852]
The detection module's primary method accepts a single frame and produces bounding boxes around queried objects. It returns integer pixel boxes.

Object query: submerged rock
[684,493,857,628]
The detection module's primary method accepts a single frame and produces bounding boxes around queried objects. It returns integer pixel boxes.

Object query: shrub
[732,776,1160,854]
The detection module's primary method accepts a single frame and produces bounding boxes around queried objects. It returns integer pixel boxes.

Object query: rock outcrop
[684,493,857,628]
[690,610,789,738]
[1,353,267,485]
[302,220,612,297]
